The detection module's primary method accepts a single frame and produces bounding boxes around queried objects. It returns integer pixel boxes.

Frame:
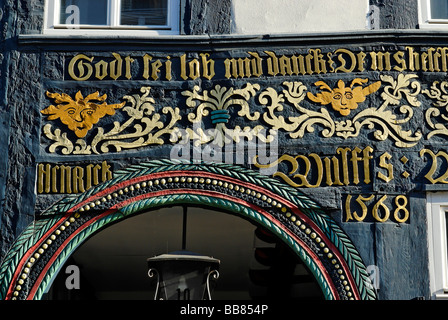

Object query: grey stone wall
[182,0,232,35]
[0,0,45,259]
[370,0,419,29]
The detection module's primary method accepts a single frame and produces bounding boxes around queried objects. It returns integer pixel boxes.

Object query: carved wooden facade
[0,1,444,301]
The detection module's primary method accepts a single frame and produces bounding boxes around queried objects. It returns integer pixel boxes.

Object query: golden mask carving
[307,79,381,116]
[262,74,422,148]
[42,87,181,155]
[42,91,125,138]
[41,74,430,155]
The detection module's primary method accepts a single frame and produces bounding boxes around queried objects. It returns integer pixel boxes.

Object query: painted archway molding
[0,159,376,300]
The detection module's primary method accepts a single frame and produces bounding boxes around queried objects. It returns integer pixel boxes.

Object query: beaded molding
[0,160,376,300]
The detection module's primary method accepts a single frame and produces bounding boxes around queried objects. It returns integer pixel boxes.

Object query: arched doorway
[44,205,325,300]
[0,160,376,300]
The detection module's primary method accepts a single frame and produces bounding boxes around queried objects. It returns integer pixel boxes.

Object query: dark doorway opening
[44,206,324,300]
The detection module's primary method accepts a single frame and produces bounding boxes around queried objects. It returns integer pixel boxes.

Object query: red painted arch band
[27,187,342,300]
[9,170,361,300]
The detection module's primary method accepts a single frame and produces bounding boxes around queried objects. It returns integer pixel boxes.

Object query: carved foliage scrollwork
[423,80,448,138]
[42,87,181,154]
[181,83,276,147]
[42,74,429,156]
[92,87,181,153]
[261,74,422,148]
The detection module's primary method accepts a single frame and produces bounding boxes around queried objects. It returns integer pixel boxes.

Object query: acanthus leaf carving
[260,75,422,148]
[423,80,448,139]
[42,87,181,155]
[181,83,276,147]
[42,74,426,156]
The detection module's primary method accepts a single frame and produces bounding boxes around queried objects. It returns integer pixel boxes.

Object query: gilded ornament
[182,83,275,146]
[261,75,422,148]
[307,79,381,116]
[42,87,181,154]
[41,74,424,157]
[423,81,448,138]
[42,91,125,138]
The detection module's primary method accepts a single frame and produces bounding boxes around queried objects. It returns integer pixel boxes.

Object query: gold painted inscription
[66,47,448,81]
[344,194,409,223]
[254,146,374,188]
[420,149,448,184]
[37,161,112,194]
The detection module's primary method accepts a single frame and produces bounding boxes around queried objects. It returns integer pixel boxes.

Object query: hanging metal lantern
[147,251,220,300]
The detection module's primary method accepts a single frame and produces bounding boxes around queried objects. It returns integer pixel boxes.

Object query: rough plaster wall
[0,0,15,260]
[0,0,44,259]
[231,0,370,34]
